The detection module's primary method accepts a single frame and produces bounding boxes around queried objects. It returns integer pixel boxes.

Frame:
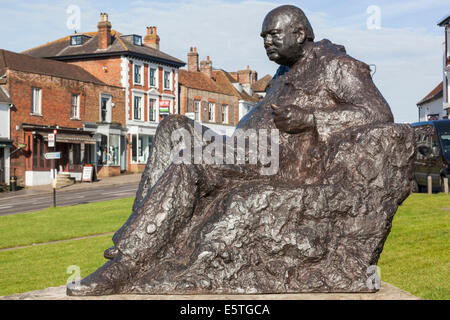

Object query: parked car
[411,119,450,192]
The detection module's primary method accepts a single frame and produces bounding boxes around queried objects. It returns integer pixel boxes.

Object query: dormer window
[133,35,142,46]
[70,35,83,46]
[70,34,91,46]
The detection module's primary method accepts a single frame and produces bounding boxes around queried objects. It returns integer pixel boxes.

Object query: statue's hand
[271,104,315,134]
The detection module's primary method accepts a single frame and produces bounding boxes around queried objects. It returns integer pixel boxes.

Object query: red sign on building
[159,100,171,114]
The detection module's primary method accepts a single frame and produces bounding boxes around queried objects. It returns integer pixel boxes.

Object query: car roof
[411,119,450,127]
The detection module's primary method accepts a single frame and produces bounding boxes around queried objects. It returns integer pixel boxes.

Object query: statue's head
[261,5,315,67]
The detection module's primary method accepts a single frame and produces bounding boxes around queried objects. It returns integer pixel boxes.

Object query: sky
[0,0,449,123]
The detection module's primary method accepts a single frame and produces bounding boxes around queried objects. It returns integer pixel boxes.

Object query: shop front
[23,127,97,186]
[84,122,128,178]
[0,139,13,185]
[127,125,155,173]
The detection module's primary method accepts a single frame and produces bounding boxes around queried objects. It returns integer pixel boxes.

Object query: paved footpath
[0,282,420,300]
[0,173,142,200]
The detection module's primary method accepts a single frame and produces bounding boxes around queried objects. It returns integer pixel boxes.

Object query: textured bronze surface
[67,5,414,296]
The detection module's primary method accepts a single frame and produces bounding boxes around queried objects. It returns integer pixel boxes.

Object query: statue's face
[260,12,304,66]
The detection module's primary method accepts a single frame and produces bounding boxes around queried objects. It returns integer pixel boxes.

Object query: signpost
[44,152,61,160]
[47,129,58,207]
[48,134,55,148]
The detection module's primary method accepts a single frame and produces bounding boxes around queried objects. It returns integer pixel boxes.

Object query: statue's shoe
[66,254,136,296]
[104,246,118,260]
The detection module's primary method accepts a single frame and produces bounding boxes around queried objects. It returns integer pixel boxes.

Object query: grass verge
[378,193,450,300]
[0,235,112,296]
[0,197,133,249]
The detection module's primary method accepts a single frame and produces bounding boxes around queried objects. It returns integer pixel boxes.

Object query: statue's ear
[296,26,306,44]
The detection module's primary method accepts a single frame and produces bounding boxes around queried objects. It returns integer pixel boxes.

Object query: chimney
[252,70,258,84]
[187,46,199,72]
[97,13,112,50]
[237,66,253,85]
[200,55,213,78]
[144,26,160,50]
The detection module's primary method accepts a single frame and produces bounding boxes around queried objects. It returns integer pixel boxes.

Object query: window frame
[194,99,201,121]
[31,87,42,115]
[133,35,142,46]
[163,69,172,90]
[99,93,112,123]
[222,104,229,124]
[208,102,215,122]
[148,97,159,123]
[133,62,144,86]
[149,67,158,88]
[70,35,82,46]
[70,93,80,119]
[132,93,144,121]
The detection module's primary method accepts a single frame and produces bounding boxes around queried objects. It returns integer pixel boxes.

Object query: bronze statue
[68,5,414,296]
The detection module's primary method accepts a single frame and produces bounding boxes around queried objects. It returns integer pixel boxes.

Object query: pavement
[0,173,142,201]
[0,282,420,300]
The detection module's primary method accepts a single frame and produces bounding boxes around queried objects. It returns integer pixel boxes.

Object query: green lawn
[0,193,448,299]
[0,197,134,249]
[0,235,113,296]
[378,193,450,300]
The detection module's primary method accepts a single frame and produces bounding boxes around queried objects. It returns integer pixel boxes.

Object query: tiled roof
[417,82,443,106]
[0,49,105,85]
[23,30,185,67]
[252,74,272,92]
[213,70,259,103]
[179,69,230,95]
[179,68,259,103]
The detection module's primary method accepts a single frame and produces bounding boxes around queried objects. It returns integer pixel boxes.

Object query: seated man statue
[68,5,414,296]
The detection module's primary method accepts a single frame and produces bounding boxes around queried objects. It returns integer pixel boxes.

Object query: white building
[0,86,12,186]
[417,82,445,121]
[417,15,450,121]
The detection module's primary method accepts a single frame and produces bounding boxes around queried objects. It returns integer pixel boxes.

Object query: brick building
[0,49,125,186]
[25,13,185,173]
[179,47,259,136]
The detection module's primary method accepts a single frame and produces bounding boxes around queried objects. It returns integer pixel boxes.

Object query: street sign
[45,152,61,160]
[159,100,171,114]
[48,134,55,148]
[185,112,195,120]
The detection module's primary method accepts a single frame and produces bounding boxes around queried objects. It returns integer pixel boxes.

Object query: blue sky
[1,0,449,123]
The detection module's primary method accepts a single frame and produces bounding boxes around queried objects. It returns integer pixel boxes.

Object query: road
[0,183,138,216]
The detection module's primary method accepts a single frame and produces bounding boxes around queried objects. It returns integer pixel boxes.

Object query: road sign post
[48,134,55,148]
[47,131,58,207]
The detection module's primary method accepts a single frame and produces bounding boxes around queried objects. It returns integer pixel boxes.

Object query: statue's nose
[264,35,273,47]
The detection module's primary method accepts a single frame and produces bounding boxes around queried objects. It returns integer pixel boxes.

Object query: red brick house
[0,49,125,186]
[24,13,185,173]
[179,47,259,136]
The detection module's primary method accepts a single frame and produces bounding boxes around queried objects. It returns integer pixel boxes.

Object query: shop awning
[39,132,97,145]
[0,139,14,148]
